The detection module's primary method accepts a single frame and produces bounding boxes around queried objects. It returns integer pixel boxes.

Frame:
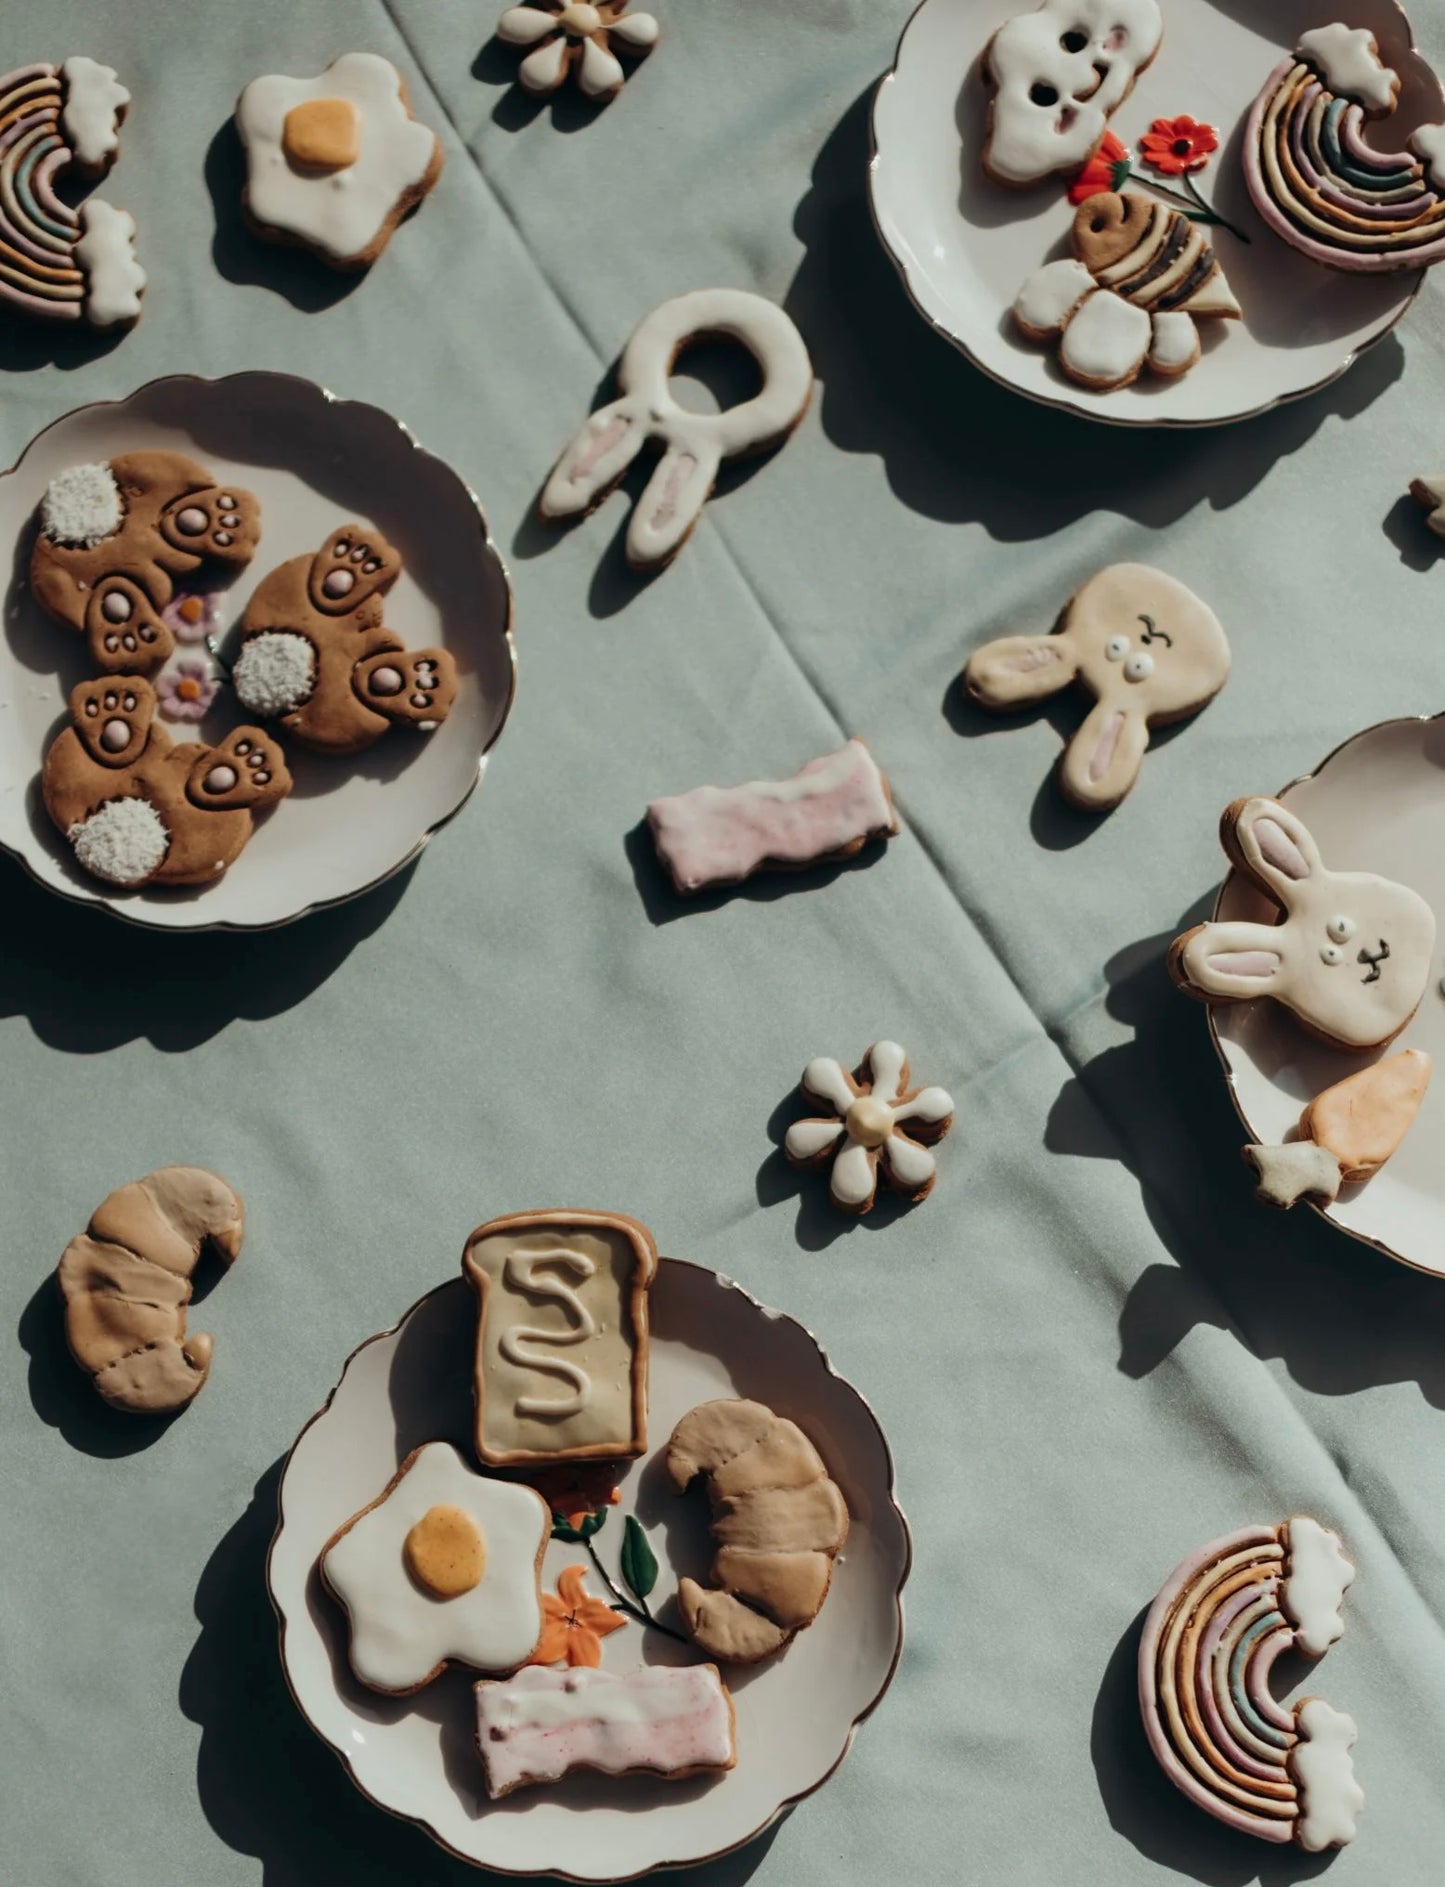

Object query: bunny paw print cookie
[31,454,261,675]
[42,676,291,888]
[964,563,1230,810]
[231,524,457,756]
[1169,797,1436,1050]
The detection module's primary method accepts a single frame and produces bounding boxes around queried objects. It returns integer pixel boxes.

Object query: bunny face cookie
[31,453,261,674]
[1169,797,1436,1049]
[964,564,1230,810]
[42,675,291,888]
[231,524,457,756]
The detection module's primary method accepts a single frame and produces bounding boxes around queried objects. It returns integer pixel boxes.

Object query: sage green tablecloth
[6,2,1445,1881]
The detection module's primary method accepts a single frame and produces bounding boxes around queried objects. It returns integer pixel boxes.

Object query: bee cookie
[320,1442,550,1696]
[230,525,457,756]
[667,1399,848,1665]
[982,0,1163,187]
[964,564,1230,811]
[1013,191,1240,392]
[1244,1048,1432,1208]
[0,59,144,327]
[1169,796,1436,1050]
[462,1210,658,1469]
[540,288,813,571]
[42,676,291,889]
[1140,1519,1362,1850]
[58,1166,244,1414]
[31,454,261,675]
[237,53,444,270]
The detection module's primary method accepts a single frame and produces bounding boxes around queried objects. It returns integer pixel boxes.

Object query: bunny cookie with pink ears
[1169,797,1436,1050]
[963,564,1229,812]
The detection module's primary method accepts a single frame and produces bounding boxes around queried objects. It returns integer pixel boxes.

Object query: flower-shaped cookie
[498,2,659,102]
[783,1041,955,1214]
[156,657,219,722]
[320,1442,550,1695]
[236,52,443,269]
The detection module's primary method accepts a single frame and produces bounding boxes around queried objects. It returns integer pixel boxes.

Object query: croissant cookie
[57,1167,244,1414]
[666,1399,848,1664]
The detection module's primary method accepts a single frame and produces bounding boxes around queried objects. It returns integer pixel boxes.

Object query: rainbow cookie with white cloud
[1140,1518,1363,1852]
[1245,22,1445,271]
[0,59,144,327]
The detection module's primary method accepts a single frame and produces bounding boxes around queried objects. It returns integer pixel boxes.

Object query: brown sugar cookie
[666,1398,848,1664]
[230,524,457,756]
[30,452,261,674]
[42,675,291,888]
[58,1166,244,1414]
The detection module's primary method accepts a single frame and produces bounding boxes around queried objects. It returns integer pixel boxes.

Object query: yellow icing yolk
[403,1504,486,1599]
[845,1096,893,1149]
[282,97,362,173]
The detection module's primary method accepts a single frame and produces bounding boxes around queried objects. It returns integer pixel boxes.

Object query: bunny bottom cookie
[1170,797,1436,1050]
[963,564,1229,810]
[42,677,291,888]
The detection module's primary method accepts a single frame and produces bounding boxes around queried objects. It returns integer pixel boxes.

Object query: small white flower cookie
[1169,797,1437,1051]
[236,53,443,270]
[964,563,1230,811]
[783,1041,954,1214]
[320,1441,550,1696]
[497,2,659,103]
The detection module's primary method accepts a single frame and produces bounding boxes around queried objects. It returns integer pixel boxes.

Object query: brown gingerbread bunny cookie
[230,523,458,756]
[42,675,291,888]
[30,452,261,674]
[58,1166,244,1414]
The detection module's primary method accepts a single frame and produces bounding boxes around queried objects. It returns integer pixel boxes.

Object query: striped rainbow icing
[0,58,143,325]
[1244,22,1445,272]
[1138,1519,1363,1852]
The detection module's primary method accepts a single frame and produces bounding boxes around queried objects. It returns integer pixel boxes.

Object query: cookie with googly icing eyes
[982,0,1163,187]
[964,564,1230,811]
[30,453,261,676]
[236,52,443,270]
[540,288,813,571]
[0,59,145,328]
[231,524,457,757]
[1169,796,1436,1050]
[41,675,291,889]
[320,1442,550,1696]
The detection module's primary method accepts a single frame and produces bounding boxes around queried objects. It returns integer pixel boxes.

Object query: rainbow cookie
[1140,1519,1362,1851]
[1245,23,1445,272]
[0,60,143,326]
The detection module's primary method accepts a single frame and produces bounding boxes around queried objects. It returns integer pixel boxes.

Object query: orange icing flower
[1068,130,1130,204]
[530,1565,626,1668]
[1139,115,1218,176]
[528,1461,624,1519]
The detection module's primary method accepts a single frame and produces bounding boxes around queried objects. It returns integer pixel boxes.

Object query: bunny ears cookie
[964,564,1230,810]
[1170,797,1436,1049]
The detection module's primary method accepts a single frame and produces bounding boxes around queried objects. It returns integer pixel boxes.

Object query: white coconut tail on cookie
[40,462,123,548]
[231,631,318,717]
[68,797,169,885]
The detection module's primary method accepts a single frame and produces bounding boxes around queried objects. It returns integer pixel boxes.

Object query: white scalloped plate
[870,0,1438,426]
[267,1261,911,1880]
[0,372,516,929]
[1208,716,1445,1275]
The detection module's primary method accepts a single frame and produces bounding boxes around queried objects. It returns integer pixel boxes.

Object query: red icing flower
[1068,130,1131,204]
[1138,116,1219,177]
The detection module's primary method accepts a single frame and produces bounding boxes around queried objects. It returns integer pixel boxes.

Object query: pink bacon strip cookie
[646,738,897,895]
[475,1663,736,1798]
[1138,1519,1362,1852]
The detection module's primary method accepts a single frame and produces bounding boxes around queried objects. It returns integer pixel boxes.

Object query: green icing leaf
[550,1515,583,1542]
[581,1510,608,1540]
[1110,158,1133,189]
[620,1515,659,1600]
